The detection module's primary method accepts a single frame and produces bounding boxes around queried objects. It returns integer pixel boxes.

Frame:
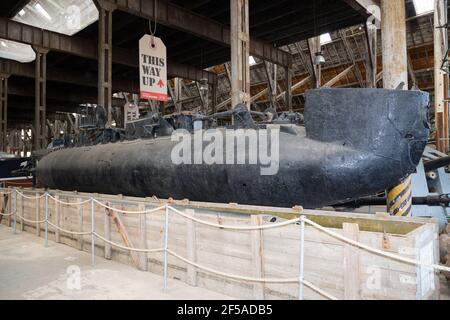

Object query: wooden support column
[434,0,449,153]
[381,0,412,217]
[365,19,378,88]
[381,0,408,90]
[95,1,115,127]
[0,74,8,152]
[230,0,250,109]
[308,37,322,88]
[285,67,292,112]
[33,47,48,150]
[211,84,217,114]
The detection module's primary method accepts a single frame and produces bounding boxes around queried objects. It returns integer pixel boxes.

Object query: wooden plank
[20,192,24,231]
[55,195,61,243]
[77,197,83,250]
[343,223,360,300]
[186,209,197,286]
[35,195,40,236]
[251,215,264,299]
[138,204,148,271]
[104,206,112,259]
[107,206,140,268]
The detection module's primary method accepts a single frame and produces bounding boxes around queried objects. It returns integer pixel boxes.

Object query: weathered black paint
[36,89,430,208]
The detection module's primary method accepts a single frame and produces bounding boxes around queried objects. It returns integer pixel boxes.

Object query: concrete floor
[0,225,232,300]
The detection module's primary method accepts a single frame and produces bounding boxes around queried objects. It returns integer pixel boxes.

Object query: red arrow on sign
[157,79,164,88]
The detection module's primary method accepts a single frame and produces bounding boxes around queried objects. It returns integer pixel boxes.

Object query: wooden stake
[186,209,197,286]
[138,204,148,271]
[343,223,360,299]
[35,195,40,236]
[55,195,60,243]
[251,215,265,299]
[104,205,112,259]
[77,197,83,251]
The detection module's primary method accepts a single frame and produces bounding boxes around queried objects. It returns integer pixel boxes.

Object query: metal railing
[1,187,449,300]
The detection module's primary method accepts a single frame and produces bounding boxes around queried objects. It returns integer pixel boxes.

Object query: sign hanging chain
[149,0,158,47]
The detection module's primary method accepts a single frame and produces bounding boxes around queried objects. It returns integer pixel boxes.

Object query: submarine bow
[36,88,430,208]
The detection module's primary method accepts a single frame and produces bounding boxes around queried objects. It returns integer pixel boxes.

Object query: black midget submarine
[35,88,430,209]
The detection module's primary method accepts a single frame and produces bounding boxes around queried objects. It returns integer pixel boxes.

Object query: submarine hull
[36,89,430,208]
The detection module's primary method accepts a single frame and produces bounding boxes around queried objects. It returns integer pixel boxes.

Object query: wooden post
[251,215,265,299]
[55,195,61,243]
[7,191,11,227]
[230,0,250,109]
[104,205,112,259]
[35,195,40,236]
[77,197,83,251]
[186,209,197,286]
[138,204,148,271]
[20,192,24,231]
[343,223,360,300]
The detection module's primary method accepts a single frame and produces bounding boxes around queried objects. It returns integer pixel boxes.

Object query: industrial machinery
[34,88,430,209]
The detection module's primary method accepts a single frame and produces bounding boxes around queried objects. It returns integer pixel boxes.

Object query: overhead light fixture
[315,51,326,66]
[13,0,99,36]
[413,0,434,15]
[34,3,52,21]
[0,39,36,63]
[319,33,332,45]
[249,55,257,66]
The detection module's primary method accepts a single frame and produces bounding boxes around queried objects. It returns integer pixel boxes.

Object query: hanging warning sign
[139,35,167,101]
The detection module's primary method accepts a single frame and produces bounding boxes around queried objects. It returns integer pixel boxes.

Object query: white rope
[167,205,300,230]
[303,217,450,273]
[47,221,92,235]
[93,199,166,214]
[0,211,13,216]
[93,232,164,253]
[302,279,338,300]
[0,190,13,195]
[47,194,91,206]
[16,212,46,224]
[16,190,46,200]
[167,249,297,283]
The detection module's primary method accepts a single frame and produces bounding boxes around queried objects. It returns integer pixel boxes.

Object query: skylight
[249,55,257,66]
[413,0,434,15]
[0,39,36,63]
[320,33,332,45]
[13,0,99,36]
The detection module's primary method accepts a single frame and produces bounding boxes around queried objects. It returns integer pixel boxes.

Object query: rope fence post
[12,189,17,234]
[91,197,95,266]
[163,205,170,291]
[298,215,305,300]
[44,192,48,247]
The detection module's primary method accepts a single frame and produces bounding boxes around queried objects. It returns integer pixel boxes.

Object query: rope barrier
[47,221,92,236]
[93,232,165,253]
[0,211,13,216]
[167,249,297,283]
[4,187,450,300]
[93,199,166,214]
[15,212,46,224]
[303,217,450,273]
[167,205,301,230]
[47,194,91,206]
[16,190,46,200]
